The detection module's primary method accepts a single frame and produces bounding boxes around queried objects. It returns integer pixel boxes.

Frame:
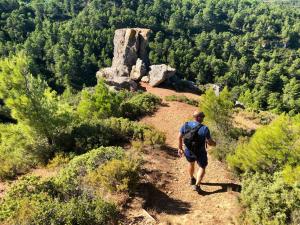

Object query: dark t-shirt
[179,121,211,158]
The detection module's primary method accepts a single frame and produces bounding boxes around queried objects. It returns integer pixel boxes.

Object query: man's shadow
[197,182,242,195]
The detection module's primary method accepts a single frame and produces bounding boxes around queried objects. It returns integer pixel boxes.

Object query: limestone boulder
[96,66,129,81]
[130,58,147,80]
[141,76,150,83]
[148,64,176,87]
[112,28,151,69]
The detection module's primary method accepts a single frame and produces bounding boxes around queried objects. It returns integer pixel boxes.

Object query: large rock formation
[96,28,176,90]
[97,28,151,90]
[112,28,150,69]
[148,64,176,87]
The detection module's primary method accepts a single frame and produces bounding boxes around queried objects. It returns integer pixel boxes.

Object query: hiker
[178,111,216,191]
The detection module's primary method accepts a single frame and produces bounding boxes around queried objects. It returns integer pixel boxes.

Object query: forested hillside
[1,0,300,114]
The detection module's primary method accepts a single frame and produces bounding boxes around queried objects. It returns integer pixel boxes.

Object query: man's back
[179,121,211,154]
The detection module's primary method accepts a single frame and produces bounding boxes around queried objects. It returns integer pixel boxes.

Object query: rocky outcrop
[96,28,151,90]
[112,28,150,70]
[130,58,146,80]
[148,64,176,87]
[96,28,177,90]
[141,76,150,83]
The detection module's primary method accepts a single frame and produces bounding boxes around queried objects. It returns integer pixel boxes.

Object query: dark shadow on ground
[160,145,179,158]
[158,82,202,95]
[198,182,242,196]
[136,83,147,92]
[141,168,173,189]
[137,182,191,215]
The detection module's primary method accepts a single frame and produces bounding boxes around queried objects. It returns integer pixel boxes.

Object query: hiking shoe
[192,185,201,192]
[190,177,196,185]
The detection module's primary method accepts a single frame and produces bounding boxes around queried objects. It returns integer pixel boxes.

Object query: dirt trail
[131,83,242,225]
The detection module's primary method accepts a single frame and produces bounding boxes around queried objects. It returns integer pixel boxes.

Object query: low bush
[165,95,198,106]
[228,115,300,174]
[61,117,166,153]
[228,114,300,225]
[0,124,50,180]
[0,146,127,224]
[78,83,161,121]
[47,152,75,169]
[86,158,141,193]
[241,172,300,225]
[53,146,125,197]
[120,92,161,119]
[0,176,117,225]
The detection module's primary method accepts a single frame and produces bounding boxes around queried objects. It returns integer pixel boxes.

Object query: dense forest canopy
[0,0,300,114]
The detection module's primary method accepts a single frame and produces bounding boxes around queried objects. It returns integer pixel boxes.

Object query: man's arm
[205,127,216,146]
[206,137,216,146]
[178,132,184,157]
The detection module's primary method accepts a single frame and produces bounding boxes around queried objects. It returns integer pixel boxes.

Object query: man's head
[193,110,205,123]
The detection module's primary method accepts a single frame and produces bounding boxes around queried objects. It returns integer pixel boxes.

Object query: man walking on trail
[178,111,216,192]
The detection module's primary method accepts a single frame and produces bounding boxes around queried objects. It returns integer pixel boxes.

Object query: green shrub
[165,95,199,106]
[47,152,75,169]
[228,115,300,174]
[0,147,124,224]
[120,92,161,119]
[201,87,234,134]
[0,124,50,180]
[77,84,161,121]
[241,172,300,225]
[53,146,124,197]
[143,128,166,146]
[77,79,122,120]
[0,176,56,221]
[0,178,117,225]
[86,158,141,193]
[67,117,165,152]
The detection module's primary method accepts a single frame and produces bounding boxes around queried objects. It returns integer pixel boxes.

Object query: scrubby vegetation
[227,115,300,224]
[200,87,239,161]
[201,88,299,225]
[165,95,198,106]
[0,146,138,225]
[0,53,163,180]
[1,0,300,224]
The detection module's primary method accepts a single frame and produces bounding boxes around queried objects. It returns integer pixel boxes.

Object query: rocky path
[128,83,242,225]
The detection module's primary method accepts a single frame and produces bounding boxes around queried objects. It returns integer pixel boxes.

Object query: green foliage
[65,117,165,153]
[86,158,141,193]
[165,95,199,106]
[46,152,75,169]
[0,176,117,225]
[0,123,49,180]
[201,87,234,133]
[241,172,300,225]
[77,80,122,119]
[53,146,124,197]
[78,86,161,121]
[228,115,300,174]
[229,114,300,224]
[120,92,161,119]
[1,0,300,113]
[200,87,237,161]
[0,147,128,224]
[0,53,77,144]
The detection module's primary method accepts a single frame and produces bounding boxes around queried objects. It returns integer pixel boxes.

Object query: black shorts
[184,150,208,168]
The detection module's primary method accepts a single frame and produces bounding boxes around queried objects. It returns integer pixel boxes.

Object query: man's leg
[195,166,206,186]
[195,152,208,186]
[188,161,195,178]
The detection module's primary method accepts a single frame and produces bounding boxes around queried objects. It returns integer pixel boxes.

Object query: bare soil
[125,83,242,225]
